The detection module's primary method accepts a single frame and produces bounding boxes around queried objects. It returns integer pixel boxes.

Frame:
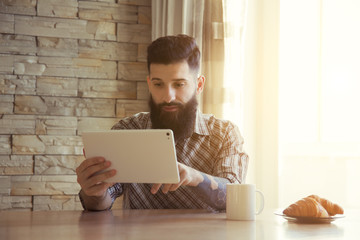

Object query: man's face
[147,60,202,108]
[147,61,205,140]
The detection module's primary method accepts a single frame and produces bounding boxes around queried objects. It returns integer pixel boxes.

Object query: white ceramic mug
[226,183,264,220]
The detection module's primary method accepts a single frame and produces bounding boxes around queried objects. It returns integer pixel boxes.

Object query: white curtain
[222,0,248,128]
[151,0,205,108]
[151,0,204,51]
[151,0,250,133]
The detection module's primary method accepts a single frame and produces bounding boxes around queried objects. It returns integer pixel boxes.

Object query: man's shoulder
[112,112,150,130]
[199,113,243,144]
[200,113,237,131]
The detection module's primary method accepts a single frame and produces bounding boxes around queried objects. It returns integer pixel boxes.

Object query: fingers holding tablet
[76,157,116,197]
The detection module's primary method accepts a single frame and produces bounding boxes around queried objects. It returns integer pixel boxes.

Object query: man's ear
[196,75,206,95]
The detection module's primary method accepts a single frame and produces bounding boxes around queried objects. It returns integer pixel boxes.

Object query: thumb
[151,184,162,194]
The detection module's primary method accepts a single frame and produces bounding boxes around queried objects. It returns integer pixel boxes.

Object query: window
[279,0,360,208]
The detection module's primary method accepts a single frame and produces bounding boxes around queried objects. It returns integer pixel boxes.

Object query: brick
[38,57,117,79]
[0,114,35,134]
[0,75,36,95]
[15,95,115,117]
[14,15,94,40]
[0,155,33,175]
[33,195,82,211]
[14,55,46,76]
[86,21,116,41]
[0,54,14,74]
[84,0,116,2]
[37,37,78,57]
[0,156,10,175]
[117,23,151,43]
[78,39,137,61]
[37,0,78,19]
[14,56,118,79]
[35,155,83,175]
[0,176,11,195]
[78,1,137,23]
[118,0,151,6]
[138,6,151,24]
[137,81,149,100]
[118,62,148,81]
[37,76,78,97]
[0,135,11,155]
[78,78,137,99]
[137,43,147,62]
[35,116,77,135]
[0,196,32,210]
[12,135,45,155]
[0,34,36,55]
[77,117,120,135]
[0,198,12,210]
[14,95,47,115]
[0,95,14,114]
[12,135,83,155]
[0,13,14,34]
[0,0,36,15]
[10,175,80,195]
[116,99,148,117]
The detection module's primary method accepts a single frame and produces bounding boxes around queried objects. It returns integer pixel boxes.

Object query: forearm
[191,172,230,210]
[79,189,113,211]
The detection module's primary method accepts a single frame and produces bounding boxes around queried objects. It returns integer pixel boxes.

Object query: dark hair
[147,34,201,73]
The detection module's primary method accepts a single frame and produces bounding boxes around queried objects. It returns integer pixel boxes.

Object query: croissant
[308,195,344,216]
[283,197,329,218]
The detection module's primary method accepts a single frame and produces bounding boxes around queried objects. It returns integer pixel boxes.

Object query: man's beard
[149,94,198,142]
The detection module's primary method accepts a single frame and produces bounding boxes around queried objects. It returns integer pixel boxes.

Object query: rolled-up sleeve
[107,183,124,207]
[213,124,249,183]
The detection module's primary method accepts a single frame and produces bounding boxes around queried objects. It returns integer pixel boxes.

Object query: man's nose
[162,86,176,103]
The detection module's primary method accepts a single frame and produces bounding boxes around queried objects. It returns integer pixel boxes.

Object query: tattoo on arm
[192,173,230,210]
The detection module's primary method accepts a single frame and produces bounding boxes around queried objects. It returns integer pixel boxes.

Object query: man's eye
[176,83,185,87]
[154,83,162,87]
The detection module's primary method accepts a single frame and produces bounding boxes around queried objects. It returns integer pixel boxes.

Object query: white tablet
[82,129,180,184]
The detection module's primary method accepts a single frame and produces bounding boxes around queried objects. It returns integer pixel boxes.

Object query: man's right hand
[76,157,116,198]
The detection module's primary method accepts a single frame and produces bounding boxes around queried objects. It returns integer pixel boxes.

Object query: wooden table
[0,208,359,240]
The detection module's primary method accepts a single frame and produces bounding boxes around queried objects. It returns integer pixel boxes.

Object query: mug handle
[255,190,265,215]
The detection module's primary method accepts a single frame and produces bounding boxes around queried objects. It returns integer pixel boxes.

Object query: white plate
[274,211,345,224]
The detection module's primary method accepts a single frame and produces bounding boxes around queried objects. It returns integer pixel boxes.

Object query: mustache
[158,102,183,107]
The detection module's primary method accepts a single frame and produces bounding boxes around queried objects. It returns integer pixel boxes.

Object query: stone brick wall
[0,0,151,211]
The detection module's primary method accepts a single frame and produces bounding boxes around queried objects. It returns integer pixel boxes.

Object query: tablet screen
[82,129,180,184]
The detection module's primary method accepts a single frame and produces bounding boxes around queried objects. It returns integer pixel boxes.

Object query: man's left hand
[150,162,204,194]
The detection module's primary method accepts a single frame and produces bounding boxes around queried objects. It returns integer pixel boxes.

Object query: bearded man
[76,35,249,211]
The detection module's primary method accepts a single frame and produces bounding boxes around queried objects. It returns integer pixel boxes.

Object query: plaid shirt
[108,110,248,211]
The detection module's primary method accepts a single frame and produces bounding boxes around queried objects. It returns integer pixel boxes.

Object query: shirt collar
[193,109,210,136]
[145,114,152,129]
